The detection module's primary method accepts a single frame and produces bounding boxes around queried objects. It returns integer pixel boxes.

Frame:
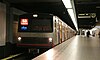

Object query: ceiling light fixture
[67,9,78,31]
[62,0,78,31]
[62,0,72,8]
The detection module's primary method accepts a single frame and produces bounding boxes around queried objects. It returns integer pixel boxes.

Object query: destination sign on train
[20,19,28,25]
[21,26,27,30]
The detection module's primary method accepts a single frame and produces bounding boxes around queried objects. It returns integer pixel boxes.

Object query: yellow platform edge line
[1,53,22,60]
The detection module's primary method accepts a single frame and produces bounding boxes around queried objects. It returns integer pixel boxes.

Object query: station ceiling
[75,0,100,29]
[3,0,100,30]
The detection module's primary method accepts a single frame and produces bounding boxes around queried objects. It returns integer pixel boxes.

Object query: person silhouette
[87,31,90,37]
[98,32,100,38]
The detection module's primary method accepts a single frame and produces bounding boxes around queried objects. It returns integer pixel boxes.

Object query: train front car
[17,13,56,48]
[17,13,76,49]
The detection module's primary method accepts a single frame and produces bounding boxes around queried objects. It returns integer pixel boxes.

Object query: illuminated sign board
[21,26,27,30]
[20,19,28,25]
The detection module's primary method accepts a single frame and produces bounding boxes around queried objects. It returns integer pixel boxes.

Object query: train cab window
[18,18,53,32]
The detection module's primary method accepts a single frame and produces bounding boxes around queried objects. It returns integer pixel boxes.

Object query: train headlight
[48,38,53,42]
[33,14,38,17]
[18,37,21,41]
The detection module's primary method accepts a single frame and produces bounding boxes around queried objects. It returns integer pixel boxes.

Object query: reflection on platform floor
[33,35,100,60]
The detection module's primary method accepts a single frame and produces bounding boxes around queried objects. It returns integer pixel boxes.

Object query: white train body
[16,13,76,48]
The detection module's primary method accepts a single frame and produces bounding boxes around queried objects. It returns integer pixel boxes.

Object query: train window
[31,19,53,32]
[55,20,56,28]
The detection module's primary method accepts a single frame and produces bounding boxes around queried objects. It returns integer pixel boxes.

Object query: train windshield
[18,18,53,32]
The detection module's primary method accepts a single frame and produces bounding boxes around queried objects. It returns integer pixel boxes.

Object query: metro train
[16,13,76,48]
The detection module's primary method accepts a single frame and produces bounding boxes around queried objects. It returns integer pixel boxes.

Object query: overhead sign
[78,13,96,18]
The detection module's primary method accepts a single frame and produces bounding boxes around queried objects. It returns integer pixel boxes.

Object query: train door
[64,25,67,41]
[62,23,65,42]
[65,25,68,40]
[54,18,59,45]
[63,26,66,41]
[59,21,62,43]
[57,20,60,44]
[67,27,69,39]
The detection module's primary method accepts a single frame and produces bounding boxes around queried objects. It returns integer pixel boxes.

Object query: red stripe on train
[17,44,54,47]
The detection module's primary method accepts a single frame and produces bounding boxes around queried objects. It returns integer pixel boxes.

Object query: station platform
[32,35,100,60]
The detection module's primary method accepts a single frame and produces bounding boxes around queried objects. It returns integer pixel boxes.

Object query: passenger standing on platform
[87,31,90,37]
[98,31,100,38]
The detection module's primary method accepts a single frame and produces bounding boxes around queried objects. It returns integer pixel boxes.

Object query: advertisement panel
[0,2,6,46]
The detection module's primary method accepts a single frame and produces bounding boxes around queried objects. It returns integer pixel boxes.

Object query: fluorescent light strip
[62,0,78,31]
[79,14,85,15]
[62,0,72,8]
[67,9,78,31]
[78,16,91,18]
